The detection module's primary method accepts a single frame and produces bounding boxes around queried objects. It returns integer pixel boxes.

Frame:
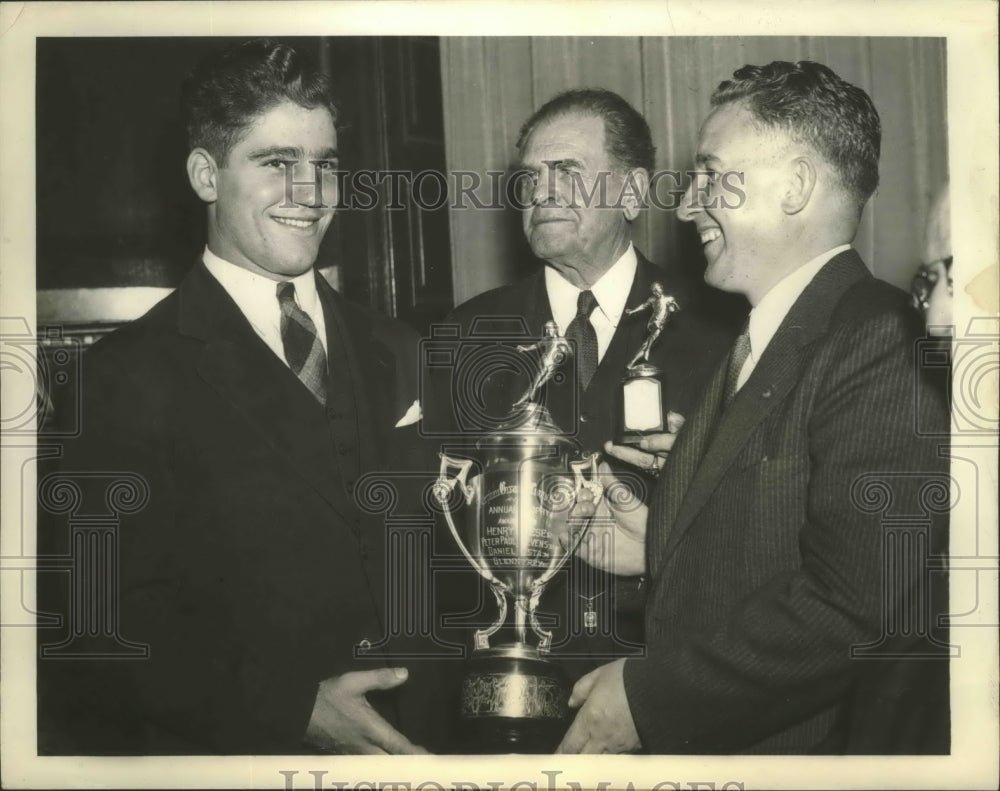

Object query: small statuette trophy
[617,282,680,445]
[434,321,602,753]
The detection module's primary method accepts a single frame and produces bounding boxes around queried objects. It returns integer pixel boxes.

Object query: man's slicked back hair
[516,88,656,175]
[182,39,338,164]
[711,60,881,212]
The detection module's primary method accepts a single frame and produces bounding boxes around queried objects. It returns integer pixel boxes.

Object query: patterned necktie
[276,281,327,405]
[564,290,599,390]
[722,325,752,408]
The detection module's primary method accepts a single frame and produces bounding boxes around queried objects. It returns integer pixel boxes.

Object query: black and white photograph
[1,1,997,789]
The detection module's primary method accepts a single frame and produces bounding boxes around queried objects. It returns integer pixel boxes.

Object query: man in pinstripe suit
[556,61,950,754]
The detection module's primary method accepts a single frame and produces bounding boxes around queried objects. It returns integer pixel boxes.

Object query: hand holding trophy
[434,321,602,753]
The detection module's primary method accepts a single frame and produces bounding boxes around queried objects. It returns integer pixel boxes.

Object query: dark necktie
[722,325,752,408]
[564,290,599,390]
[276,281,327,405]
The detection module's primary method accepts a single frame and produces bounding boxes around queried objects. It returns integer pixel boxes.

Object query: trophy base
[458,645,569,754]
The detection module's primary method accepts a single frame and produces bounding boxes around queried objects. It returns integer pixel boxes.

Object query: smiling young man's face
[205,100,339,280]
[678,101,791,305]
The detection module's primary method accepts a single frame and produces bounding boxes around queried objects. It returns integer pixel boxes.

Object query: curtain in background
[440,37,948,304]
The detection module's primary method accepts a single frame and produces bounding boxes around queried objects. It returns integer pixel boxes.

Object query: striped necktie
[722,325,752,408]
[565,290,599,390]
[276,281,327,405]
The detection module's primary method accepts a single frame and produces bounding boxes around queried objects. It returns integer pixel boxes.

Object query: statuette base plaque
[616,363,666,445]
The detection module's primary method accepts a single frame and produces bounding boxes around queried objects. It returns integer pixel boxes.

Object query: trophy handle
[474,585,509,651]
[531,452,605,594]
[433,453,511,587]
[528,589,554,654]
[433,454,513,653]
[434,453,476,504]
[571,452,604,502]
[434,454,484,575]
[565,452,605,562]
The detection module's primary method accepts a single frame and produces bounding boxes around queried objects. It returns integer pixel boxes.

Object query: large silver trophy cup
[433,322,602,753]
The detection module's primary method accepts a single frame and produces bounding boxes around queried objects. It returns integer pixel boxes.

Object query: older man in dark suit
[37,39,438,755]
[557,61,950,754]
[436,89,733,682]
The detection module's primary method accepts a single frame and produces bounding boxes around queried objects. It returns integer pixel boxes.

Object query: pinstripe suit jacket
[622,250,951,754]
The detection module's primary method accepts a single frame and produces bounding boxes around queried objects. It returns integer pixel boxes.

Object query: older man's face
[519,112,634,287]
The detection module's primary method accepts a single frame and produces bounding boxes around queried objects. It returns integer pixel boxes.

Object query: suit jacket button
[762,388,773,398]
[580,413,590,423]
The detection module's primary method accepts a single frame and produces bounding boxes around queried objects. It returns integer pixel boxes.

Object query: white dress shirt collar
[736,244,850,389]
[201,246,328,362]
[545,244,638,361]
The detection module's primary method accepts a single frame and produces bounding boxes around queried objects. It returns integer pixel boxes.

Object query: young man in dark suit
[557,61,950,754]
[435,90,733,681]
[37,39,436,755]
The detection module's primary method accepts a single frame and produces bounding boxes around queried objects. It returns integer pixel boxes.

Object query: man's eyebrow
[310,148,339,161]
[247,146,303,161]
[694,152,721,168]
[246,146,339,163]
[517,157,585,171]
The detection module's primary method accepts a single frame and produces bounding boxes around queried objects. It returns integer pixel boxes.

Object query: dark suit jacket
[37,261,441,754]
[624,250,951,753]
[431,251,734,676]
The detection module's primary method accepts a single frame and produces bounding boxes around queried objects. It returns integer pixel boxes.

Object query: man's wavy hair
[516,88,656,176]
[182,39,338,164]
[711,60,881,213]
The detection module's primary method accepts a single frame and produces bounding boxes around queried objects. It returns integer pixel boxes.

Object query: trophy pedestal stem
[458,646,568,754]
[514,595,528,644]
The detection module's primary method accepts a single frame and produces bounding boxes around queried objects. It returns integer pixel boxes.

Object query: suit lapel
[652,250,871,569]
[317,276,396,477]
[315,276,398,623]
[178,263,356,524]
[659,325,808,560]
[648,356,727,572]
[527,270,555,332]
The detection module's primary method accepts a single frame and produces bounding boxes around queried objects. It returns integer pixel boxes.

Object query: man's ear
[782,156,816,215]
[186,147,219,203]
[620,168,650,222]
